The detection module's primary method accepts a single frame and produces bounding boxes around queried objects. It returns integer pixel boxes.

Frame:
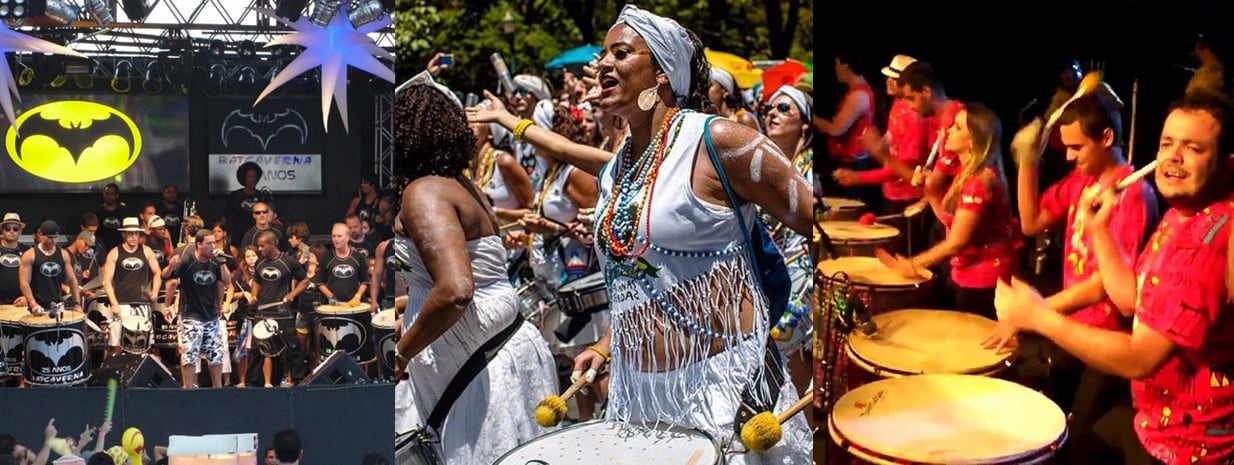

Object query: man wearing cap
[169,229,231,388]
[836,54,931,254]
[101,217,162,357]
[19,220,82,316]
[0,213,29,306]
[144,216,171,268]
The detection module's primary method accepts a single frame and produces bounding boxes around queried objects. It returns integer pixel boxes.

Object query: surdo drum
[822,197,867,222]
[316,303,374,362]
[816,256,934,315]
[492,420,721,465]
[0,305,26,377]
[21,311,90,386]
[371,308,398,381]
[845,309,1013,381]
[830,374,1066,464]
[820,221,901,258]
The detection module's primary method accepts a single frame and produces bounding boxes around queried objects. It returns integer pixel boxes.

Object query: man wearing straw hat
[0,213,29,306]
[101,217,162,357]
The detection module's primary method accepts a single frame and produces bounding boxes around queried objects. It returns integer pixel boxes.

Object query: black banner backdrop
[206,97,325,194]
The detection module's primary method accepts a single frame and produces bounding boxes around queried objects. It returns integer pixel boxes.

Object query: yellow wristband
[512,119,534,141]
[586,346,611,363]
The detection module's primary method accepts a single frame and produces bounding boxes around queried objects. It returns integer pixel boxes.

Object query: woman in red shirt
[878,102,1018,318]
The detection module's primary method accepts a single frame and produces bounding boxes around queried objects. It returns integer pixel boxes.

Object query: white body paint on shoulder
[720,137,761,160]
[750,149,764,182]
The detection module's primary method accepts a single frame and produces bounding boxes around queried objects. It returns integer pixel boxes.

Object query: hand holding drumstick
[739,384,814,451]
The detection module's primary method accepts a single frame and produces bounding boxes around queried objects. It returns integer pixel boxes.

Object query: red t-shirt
[927,100,965,177]
[938,167,1018,288]
[1132,197,1234,465]
[1040,166,1156,330]
[827,82,875,161]
[855,99,926,201]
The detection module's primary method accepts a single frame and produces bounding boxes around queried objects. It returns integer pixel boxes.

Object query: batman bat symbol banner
[23,325,89,385]
[316,314,372,361]
[5,100,141,184]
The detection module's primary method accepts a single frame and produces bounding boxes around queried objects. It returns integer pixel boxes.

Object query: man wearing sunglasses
[240,202,288,251]
[0,213,29,306]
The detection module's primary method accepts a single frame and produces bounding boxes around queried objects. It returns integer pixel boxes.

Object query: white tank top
[480,149,522,211]
[530,164,591,288]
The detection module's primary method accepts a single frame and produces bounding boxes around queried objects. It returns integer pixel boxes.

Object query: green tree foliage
[395,0,810,93]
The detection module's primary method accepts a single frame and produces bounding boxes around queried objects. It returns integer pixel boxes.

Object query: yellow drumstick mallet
[739,386,814,452]
[534,372,591,427]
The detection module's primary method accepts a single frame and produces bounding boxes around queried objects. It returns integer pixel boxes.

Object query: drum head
[0,305,26,322]
[493,420,721,465]
[20,311,86,326]
[253,320,279,339]
[318,303,372,314]
[372,309,397,329]
[847,309,1011,376]
[559,271,606,292]
[822,221,900,241]
[831,374,1066,464]
[121,316,151,332]
[823,197,865,210]
[817,256,933,287]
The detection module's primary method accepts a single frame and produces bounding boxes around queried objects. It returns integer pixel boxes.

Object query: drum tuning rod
[739,385,814,451]
[534,373,590,427]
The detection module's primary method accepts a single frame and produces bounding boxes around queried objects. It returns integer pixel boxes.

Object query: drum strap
[424,315,523,431]
[733,337,786,438]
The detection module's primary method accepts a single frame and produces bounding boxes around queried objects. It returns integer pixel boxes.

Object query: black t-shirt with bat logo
[172,256,222,322]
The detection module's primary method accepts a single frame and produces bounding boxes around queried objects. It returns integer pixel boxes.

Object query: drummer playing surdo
[0,213,30,306]
[168,230,231,388]
[996,93,1158,462]
[101,217,162,356]
[995,93,1234,465]
[19,220,82,316]
[249,230,310,386]
[309,223,370,356]
[875,103,1017,319]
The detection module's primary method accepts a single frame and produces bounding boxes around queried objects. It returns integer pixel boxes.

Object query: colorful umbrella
[705,49,762,89]
[760,59,809,102]
[545,44,603,70]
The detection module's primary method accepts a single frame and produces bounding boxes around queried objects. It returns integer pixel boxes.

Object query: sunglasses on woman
[772,102,795,115]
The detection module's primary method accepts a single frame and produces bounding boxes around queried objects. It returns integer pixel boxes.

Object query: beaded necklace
[473,145,497,189]
[596,108,686,262]
[526,162,565,251]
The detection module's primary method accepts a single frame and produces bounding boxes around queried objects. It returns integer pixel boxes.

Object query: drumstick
[500,222,523,231]
[1115,159,1156,192]
[739,385,814,452]
[785,250,807,266]
[1038,71,1104,158]
[534,373,590,427]
[911,129,944,187]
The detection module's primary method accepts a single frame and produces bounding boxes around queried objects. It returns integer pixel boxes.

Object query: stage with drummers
[816,30,1234,465]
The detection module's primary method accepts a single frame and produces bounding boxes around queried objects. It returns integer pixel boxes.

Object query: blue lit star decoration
[0,24,88,132]
[252,5,393,133]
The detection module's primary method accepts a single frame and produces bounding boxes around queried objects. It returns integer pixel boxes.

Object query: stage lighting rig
[308,0,340,28]
[348,0,386,29]
[83,0,114,25]
[120,0,153,22]
[276,0,307,22]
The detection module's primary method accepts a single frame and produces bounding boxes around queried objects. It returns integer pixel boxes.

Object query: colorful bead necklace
[596,108,686,262]
[473,145,497,189]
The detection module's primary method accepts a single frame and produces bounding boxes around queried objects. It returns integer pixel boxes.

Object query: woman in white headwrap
[469,100,534,225]
[467,5,812,464]
[710,67,759,130]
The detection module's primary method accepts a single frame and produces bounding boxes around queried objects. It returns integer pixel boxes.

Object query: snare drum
[846,309,1012,381]
[85,299,112,351]
[830,374,1066,464]
[821,221,901,258]
[492,420,721,465]
[0,305,27,377]
[252,318,286,357]
[556,272,608,316]
[372,309,398,381]
[21,311,90,386]
[816,256,934,315]
[316,303,374,362]
[822,197,866,221]
[120,315,153,354]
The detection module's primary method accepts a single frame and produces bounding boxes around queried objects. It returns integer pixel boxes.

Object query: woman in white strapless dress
[392,83,556,465]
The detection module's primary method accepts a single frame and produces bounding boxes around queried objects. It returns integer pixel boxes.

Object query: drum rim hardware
[489,419,723,464]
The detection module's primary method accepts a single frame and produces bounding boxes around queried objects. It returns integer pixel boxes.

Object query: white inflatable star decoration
[0,23,88,131]
[253,5,394,133]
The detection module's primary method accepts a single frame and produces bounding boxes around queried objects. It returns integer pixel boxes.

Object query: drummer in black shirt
[19,221,81,315]
[249,231,310,386]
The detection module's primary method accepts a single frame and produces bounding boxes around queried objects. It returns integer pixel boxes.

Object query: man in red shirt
[996,92,1234,465]
[818,51,877,207]
[835,54,930,254]
[998,93,1159,463]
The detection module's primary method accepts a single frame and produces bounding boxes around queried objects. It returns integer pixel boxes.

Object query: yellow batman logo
[5,100,142,183]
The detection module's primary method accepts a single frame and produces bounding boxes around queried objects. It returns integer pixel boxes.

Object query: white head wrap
[512,74,551,101]
[396,70,462,109]
[611,5,694,105]
[771,85,811,123]
[532,99,555,129]
[710,68,737,96]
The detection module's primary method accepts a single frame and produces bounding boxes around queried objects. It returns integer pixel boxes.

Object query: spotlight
[209,39,225,57]
[143,60,163,93]
[307,0,340,28]
[275,0,307,22]
[236,66,257,94]
[83,0,114,25]
[238,40,256,58]
[348,0,385,29]
[120,0,152,22]
[206,63,225,97]
[111,60,132,93]
[29,0,76,27]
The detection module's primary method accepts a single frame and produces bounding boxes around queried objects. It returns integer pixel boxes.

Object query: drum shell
[252,318,289,357]
[555,272,608,317]
[315,305,374,363]
[0,306,27,377]
[151,304,177,348]
[372,309,397,381]
[120,315,153,355]
[20,312,90,386]
[822,197,867,222]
